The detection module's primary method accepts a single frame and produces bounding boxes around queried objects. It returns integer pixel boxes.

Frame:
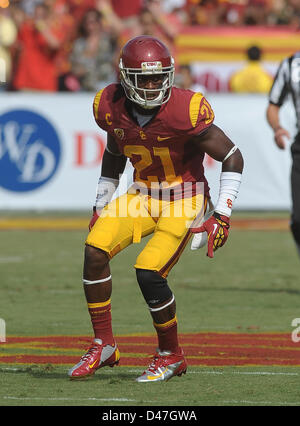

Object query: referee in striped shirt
[266,52,300,257]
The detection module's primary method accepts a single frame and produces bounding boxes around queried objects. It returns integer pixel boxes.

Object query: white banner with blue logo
[0,93,295,210]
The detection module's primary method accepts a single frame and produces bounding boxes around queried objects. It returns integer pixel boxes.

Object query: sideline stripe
[1,332,299,367]
[0,217,289,231]
[0,218,88,230]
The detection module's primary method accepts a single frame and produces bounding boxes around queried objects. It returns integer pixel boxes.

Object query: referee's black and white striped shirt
[269,51,300,129]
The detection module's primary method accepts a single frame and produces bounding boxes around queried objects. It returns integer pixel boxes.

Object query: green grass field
[1,211,300,407]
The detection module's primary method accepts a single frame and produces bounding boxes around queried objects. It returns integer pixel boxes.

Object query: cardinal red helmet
[119,35,175,109]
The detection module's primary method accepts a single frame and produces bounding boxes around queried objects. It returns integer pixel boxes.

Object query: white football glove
[190,203,214,250]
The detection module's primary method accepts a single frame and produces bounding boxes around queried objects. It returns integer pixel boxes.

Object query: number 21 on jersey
[123,145,182,186]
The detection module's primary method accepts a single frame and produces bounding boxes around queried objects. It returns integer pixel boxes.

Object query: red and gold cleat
[68,338,120,379]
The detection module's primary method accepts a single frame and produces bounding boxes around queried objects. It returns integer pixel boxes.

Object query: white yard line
[0,256,23,263]
[2,396,136,402]
[2,396,300,406]
[222,400,300,406]
[2,366,298,376]
[128,368,299,376]
[2,368,299,406]
[190,370,299,376]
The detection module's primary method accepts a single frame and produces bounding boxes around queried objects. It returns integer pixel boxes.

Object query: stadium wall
[0,93,295,211]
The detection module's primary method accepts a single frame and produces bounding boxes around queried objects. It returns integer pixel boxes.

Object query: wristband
[214,172,242,217]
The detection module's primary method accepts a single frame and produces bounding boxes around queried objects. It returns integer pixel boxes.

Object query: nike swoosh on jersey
[157,136,171,142]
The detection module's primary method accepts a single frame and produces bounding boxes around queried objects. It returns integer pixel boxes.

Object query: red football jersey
[93,84,214,197]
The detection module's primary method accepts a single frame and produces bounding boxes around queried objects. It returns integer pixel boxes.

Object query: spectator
[121,3,180,58]
[219,0,248,26]
[264,0,288,25]
[7,1,26,29]
[133,7,176,44]
[70,8,117,92]
[186,0,224,26]
[160,0,188,24]
[47,1,77,92]
[68,0,98,21]
[145,0,181,40]
[161,0,187,14]
[243,0,270,25]
[12,2,66,91]
[175,64,206,94]
[229,45,273,93]
[286,0,300,29]
[110,0,142,27]
[18,0,44,16]
[94,0,124,35]
[0,10,17,89]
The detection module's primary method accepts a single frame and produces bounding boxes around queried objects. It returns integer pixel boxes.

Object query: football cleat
[68,338,120,379]
[136,348,187,383]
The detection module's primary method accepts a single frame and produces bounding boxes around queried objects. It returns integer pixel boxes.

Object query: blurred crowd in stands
[0,0,299,93]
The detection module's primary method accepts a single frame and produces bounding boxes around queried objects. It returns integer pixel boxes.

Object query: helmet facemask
[119,58,175,109]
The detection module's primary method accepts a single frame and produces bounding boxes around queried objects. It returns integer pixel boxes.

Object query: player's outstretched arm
[89,134,127,230]
[190,124,244,257]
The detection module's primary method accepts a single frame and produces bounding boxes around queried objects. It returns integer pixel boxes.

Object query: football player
[68,35,244,382]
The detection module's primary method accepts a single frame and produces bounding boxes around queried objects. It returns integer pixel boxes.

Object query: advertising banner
[0,93,295,210]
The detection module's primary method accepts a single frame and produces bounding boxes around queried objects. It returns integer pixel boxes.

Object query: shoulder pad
[167,88,214,134]
[189,92,214,130]
[93,86,111,130]
[93,89,105,121]
[92,84,122,127]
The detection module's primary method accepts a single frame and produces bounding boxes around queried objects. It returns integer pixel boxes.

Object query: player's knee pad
[136,268,172,309]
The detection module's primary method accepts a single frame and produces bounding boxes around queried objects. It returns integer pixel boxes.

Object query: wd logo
[0,110,61,192]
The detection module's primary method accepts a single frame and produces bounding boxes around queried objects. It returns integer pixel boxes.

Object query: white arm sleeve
[214,171,242,217]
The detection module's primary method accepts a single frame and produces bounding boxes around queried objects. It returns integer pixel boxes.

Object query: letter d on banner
[0,318,6,342]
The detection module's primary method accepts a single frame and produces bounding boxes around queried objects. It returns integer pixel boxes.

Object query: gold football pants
[86,189,206,278]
